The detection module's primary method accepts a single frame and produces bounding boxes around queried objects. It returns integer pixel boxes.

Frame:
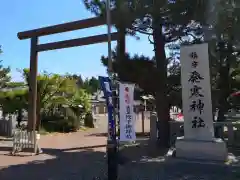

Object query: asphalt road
[0,114,240,179]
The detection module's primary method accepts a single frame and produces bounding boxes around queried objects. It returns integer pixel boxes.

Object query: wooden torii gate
[17,17,119,135]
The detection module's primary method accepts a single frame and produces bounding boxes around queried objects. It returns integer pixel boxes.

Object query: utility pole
[106,0,118,179]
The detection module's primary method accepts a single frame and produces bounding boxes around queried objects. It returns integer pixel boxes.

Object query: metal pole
[106,0,118,179]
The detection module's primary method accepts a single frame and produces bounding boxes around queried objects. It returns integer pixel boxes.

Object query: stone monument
[175,43,228,161]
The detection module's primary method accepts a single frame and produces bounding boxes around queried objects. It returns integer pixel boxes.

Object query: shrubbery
[0,69,96,133]
[41,104,93,133]
[84,112,95,128]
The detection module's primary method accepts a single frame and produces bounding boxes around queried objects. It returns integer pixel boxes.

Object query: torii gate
[17,17,120,131]
[17,7,127,178]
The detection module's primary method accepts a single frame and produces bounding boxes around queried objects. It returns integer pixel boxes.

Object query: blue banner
[99,76,115,140]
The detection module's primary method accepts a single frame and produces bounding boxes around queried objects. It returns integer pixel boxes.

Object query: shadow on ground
[117,139,240,179]
[0,145,108,180]
[86,132,150,137]
[1,140,240,180]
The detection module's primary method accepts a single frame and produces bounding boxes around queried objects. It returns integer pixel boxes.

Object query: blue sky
[0,0,154,82]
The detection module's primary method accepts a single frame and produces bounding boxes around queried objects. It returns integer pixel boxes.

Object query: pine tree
[83,0,207,147]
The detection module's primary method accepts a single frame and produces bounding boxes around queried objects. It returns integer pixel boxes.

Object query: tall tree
[83,0,207,147]
[207,0,240,123]
[101,52,156,93]
[132,0,207,146]
[89,77,100,91]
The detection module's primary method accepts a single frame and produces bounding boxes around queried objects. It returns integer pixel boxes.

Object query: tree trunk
[216,46,231,137]
[117,26,126,62]
[152,17,170,147]
[17,109,22,127]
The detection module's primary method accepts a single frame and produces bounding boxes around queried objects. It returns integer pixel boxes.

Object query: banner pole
[106,0,118,179]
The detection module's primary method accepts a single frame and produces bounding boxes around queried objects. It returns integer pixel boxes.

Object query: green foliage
[0,66,95,132]
[83,0,239,148]
[0,56,22,114]
[84,0,207,89]
[6,82,25,88]
[71,89,91,112]
[0,60,11,89]
[34,73,91,132]
[101,52,156,93]
[83,77,100,94]
[84,112,95,128]
[66,74,84,88]
[0,44,97,132]
[64,74,99,94]
[83,1,208,146]
[22,68,77,109]
[83,0,140,35]
[206,1,240,120]
[0,88,28,114]
[101,51,182,106]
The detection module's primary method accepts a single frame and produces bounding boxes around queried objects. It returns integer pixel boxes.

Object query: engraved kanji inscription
[192,116,205,128]
[191,61,198,68]
[190,85,204,98]
[190,99,204,114]
[188,71,204,83]
[189,52,198,59]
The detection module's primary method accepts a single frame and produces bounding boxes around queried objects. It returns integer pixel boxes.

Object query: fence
[170,121,240,147]
[12,129,39,154]
[0,115,16,137]
[149,112,240,147]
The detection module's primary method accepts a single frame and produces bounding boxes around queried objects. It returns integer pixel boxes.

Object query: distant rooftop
[90,90,105,102]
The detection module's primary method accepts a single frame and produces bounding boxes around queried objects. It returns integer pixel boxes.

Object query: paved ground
[0,115,240,179]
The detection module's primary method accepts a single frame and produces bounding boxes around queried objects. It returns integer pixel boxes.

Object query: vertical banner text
[119,83,136,142]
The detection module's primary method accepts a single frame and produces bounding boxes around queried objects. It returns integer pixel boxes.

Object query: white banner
[180,43,214,141]
[119,83,136,142]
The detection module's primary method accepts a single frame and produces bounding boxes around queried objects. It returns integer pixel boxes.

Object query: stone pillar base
[175,137,228,161]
